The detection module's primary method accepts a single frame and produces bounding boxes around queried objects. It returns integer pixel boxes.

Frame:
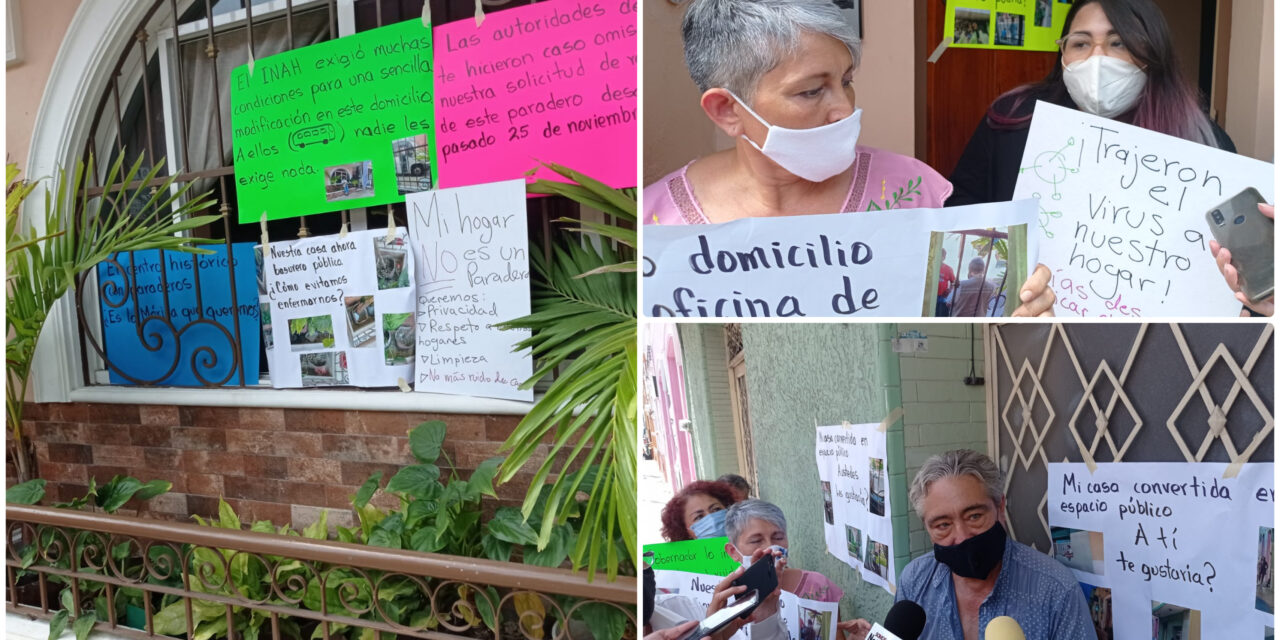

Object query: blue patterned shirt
[895,538,1097,640]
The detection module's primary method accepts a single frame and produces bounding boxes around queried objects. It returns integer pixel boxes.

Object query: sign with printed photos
[257,228,415,388]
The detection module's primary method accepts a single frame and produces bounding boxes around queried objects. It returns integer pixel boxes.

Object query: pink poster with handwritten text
[433,0,638,190]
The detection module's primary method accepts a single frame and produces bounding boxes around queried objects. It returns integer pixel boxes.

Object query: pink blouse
[644,146,953,225]
[792,569,844,603]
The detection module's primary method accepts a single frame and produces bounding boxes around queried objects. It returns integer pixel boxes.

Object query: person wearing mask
[897,450,1096,639]
[724,500,873,639]
[660,480,739,541]
[949,0,1235,207]
[644,0,1056,316]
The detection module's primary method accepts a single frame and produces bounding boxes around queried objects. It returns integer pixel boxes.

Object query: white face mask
[1062,55,1147,119]
[728,90,862,183]
[735,544,788,568]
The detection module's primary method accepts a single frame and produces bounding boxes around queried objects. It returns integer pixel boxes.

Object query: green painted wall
[895,323,990,559]
[677,324,719,478]
[739,323,896,622]
[677,324,740,479]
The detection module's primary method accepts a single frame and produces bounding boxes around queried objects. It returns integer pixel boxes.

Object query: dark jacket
[946,92,1236,207]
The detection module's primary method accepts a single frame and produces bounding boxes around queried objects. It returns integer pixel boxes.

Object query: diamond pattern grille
[987,323,1273,553]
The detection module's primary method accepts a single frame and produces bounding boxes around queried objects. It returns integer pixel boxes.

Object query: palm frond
[496,168,636,580]
[5,156,221,483]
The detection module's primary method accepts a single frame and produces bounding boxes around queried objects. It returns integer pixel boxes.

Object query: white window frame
[25,0,539,415]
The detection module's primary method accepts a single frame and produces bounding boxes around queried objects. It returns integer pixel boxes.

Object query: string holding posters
[643,200,1038,318]
[1047,462,1274,639]
[1014,101,1275,317]
[97,245,260,386]
[945,0,1069,51]
[257,228,416,388]
[643,539,841,640]
[407,179,532,401]
[433,0,637,190]
[814,423,896,595]
[230,19,436,223]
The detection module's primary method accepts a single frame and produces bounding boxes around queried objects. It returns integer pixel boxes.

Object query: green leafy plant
[6,156,221,483]
[346,421,628,640]
[151,499,318,640]
[6,475,172,640]
[497,163,637,582]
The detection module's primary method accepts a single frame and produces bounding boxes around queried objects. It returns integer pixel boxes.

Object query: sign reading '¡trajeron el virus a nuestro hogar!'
[230,19,437,223]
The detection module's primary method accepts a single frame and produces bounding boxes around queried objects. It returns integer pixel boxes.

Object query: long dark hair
[988,0,1217,146]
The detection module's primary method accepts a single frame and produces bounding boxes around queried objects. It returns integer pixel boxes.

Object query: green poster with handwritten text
[230,19,436,223]
[643,538,739,577]
[945,0,1070,52]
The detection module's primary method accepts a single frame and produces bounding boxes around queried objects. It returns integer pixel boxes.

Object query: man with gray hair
[897,449,1095,640]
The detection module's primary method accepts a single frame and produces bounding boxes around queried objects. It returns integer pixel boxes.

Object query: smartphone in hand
[676,590,761,640]
[1205,187,1274,303]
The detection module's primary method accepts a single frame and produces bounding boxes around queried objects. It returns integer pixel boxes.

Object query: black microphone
[867,600,927,640]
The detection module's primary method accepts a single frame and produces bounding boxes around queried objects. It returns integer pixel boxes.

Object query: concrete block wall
[894,324,990,559]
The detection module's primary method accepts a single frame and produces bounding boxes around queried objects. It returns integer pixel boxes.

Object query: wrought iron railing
[7,504,637,639]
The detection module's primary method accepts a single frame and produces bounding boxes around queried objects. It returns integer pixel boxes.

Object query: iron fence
[7,504,637,639]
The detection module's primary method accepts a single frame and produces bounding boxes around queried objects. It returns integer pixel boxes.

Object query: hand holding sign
[1015,101,1275,317]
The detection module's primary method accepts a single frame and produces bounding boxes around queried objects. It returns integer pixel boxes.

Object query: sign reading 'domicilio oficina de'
[230,19,436,223]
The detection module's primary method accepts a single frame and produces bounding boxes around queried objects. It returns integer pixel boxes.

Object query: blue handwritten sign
[97,244,261,386]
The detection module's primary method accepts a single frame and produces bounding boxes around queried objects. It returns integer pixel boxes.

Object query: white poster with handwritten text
[814,423,895,595]
[406,179,533,401]
[643,200,1039,318]
[653,571,840,640]
[1015,101,1274,317]
[1048,462,1274,638]
[258,228,415,388]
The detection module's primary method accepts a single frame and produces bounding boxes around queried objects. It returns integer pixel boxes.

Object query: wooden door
[922,0,1057,179]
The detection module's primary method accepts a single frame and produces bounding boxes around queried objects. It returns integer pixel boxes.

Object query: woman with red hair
[660,480,739,542]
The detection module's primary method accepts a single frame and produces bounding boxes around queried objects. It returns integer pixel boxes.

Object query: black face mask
[933,521,1007,580]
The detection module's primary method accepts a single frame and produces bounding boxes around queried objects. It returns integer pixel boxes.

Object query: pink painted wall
[6,0,82,171]
[643,323,697,494]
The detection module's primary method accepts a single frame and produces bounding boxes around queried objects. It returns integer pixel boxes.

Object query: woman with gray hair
[644,0,1057,316]
[722,499,873,639]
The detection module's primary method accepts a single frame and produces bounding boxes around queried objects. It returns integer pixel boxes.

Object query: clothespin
[474,0,485,27]
[397,377,412,392]
[259,212,270,254]
[385,208,397,242]
[422,1,431,26]
[339,220,349,239]
[842,420,852,430]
